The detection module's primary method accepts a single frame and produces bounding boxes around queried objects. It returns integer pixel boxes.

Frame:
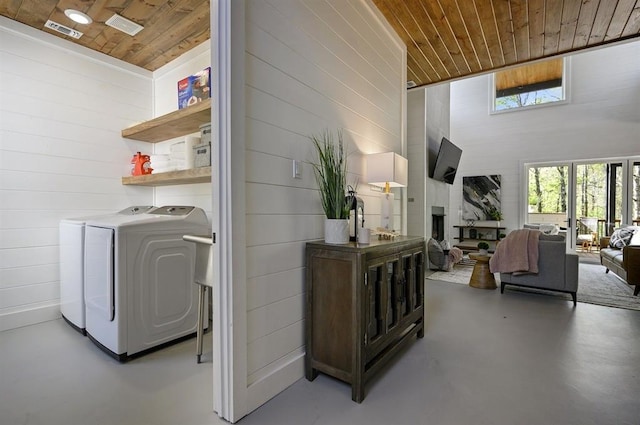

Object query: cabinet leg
[352,384,364,403]
[305,367,318,381]
[417,326,424,338]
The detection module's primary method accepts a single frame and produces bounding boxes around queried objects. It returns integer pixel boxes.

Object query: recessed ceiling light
[64,9,92,25]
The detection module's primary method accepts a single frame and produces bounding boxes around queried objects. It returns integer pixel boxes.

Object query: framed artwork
[462,175,501,220]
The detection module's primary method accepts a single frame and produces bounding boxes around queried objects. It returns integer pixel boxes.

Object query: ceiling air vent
[105,14,144,36]
[44,20,83,39]
[407,80,417,89]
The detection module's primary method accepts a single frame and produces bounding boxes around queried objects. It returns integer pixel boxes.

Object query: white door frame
[211,0,248,422]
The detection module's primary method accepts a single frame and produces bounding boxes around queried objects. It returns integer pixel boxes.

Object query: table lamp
[366,152,408,231]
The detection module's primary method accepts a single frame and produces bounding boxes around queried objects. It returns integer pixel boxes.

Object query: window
[491,58,568,113]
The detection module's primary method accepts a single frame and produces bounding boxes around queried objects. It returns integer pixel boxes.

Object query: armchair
[577,217,598,252]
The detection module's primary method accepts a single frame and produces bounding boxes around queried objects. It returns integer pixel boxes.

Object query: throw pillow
[630,228,640,246]
[610,227,635,249]
[539,224,559,235]
[427,238,445,270]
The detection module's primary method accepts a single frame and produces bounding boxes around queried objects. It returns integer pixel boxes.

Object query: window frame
[489,57,571,115]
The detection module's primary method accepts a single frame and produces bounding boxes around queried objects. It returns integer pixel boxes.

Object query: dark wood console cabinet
[305,236,425,402]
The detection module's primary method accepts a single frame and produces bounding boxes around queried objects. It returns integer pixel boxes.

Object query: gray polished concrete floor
[1,280,639,425]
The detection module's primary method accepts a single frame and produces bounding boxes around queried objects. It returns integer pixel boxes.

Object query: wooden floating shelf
[122,99,211,143]
[122,167,211,186]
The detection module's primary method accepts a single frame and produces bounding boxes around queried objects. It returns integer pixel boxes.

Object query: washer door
[85,226,115,321]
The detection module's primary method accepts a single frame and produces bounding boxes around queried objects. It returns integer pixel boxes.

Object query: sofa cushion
[610,227,636,248]
[540,234,564,242]
[601,247,624,267]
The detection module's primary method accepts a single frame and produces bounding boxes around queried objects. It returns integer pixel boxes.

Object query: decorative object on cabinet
[305,236,425,402]
[462,175,501,221]
[121,99,211,186]
[346,186,365,242]
[477,241,490,255]
[310,129,350,244]
[365,152,408,231]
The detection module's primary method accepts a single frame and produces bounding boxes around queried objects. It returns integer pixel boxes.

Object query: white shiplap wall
[450,40,640,236]
[243,0,405,410]
[151,42,213,218]
[0,18,153,331]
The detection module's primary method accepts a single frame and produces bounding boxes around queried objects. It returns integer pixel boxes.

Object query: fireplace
[432,206,445,241]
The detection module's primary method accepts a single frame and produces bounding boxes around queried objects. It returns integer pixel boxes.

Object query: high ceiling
[1,0,638,84]
[373,0,640,88]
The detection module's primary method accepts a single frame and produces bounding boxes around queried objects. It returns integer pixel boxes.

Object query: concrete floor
[1,279,639,425]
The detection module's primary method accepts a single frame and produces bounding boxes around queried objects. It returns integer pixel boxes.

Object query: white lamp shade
[365,152,408,187]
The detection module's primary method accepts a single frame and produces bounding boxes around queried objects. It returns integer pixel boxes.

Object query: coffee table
[468,253,497,290]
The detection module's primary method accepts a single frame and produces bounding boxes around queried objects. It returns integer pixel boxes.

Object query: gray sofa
[599,236,640,296]
[500,234,579,305]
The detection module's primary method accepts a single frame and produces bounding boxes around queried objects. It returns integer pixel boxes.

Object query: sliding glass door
[524,157,640,250]
[525,163,570,231]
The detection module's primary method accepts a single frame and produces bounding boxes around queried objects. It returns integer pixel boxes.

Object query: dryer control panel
[152,206,195,216]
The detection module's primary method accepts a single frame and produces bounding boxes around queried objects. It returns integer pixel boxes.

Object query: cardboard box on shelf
[178,67,211,109]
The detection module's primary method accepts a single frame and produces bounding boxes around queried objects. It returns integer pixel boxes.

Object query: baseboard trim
[246,351,305,414]
[0,302,61,331]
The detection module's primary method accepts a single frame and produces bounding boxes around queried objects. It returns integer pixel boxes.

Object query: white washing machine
[83,206,209,361]
[59,206,155,334]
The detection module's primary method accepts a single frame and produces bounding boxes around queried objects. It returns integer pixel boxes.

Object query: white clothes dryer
[59,206,155,334]
[83,206,209,361]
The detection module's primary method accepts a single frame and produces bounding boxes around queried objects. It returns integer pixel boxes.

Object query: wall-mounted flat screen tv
[431,137,462,184]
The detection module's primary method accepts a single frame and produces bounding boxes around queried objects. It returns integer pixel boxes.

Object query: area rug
[427,261,640,311]
[426,262,475,285]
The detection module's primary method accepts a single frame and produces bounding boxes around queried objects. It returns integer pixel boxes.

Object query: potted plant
[487,205,503,226]
[310,129,350,244]
[477,241,490,255]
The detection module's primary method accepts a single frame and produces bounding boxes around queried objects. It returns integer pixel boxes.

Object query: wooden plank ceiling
[373,0,640,88]
[0,0,210,72]
[1,1,638,84]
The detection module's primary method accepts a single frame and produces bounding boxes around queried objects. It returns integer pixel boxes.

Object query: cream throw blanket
[489,229,541,274]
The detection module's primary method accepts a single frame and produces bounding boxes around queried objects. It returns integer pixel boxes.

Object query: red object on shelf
[131,152,153,176]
